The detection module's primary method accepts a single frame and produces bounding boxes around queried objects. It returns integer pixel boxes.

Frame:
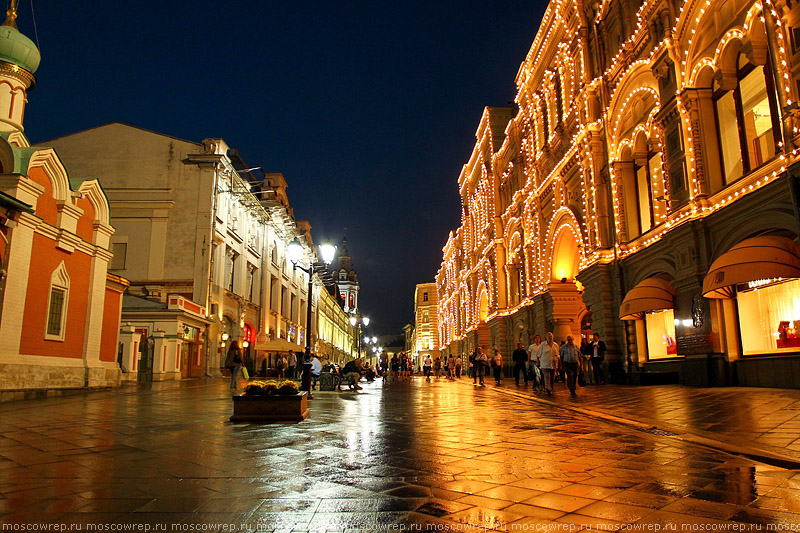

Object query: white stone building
[46,124,326,380]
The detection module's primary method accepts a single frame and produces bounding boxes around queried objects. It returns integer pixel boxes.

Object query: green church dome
[0,9,40,74]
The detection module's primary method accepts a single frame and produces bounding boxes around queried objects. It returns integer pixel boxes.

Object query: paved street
[1,378,799,532]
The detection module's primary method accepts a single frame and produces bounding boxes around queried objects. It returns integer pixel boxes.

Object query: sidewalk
[1,377,799,530]
[475,377,800,468]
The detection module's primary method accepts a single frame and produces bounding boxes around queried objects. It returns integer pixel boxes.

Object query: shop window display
[737,278,800,355]
[645,309,678,359]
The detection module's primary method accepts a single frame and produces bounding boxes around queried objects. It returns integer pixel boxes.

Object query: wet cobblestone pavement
[1,377,799,532]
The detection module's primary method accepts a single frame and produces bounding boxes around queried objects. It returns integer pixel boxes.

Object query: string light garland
[435,0,798,352]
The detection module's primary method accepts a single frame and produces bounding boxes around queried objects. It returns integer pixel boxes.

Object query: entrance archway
[548,221,585,342]
[551,225,580,282]
[476,286,490,349]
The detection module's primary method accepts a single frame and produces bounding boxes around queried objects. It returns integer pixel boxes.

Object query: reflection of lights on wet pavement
[0,377,798,528]
[343,385,383,454]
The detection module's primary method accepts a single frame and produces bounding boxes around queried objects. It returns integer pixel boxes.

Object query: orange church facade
[0,7,126,394]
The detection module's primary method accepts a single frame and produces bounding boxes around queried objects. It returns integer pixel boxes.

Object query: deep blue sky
[21,1,546,335]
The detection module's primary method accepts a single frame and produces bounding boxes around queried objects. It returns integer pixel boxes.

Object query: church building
[0,5,126,394]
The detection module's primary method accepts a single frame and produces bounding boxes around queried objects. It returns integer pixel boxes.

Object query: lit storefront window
[737,278,800,355]
[645,309,678,360]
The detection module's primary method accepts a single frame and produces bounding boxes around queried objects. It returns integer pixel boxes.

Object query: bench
[318,372,362,391]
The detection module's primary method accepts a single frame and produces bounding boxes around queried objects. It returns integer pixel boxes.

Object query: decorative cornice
[0,61,35,89]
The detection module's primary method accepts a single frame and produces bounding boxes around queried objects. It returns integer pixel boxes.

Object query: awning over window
[702,236,800,299]
[253,338,304,352]
[619,278,676,320]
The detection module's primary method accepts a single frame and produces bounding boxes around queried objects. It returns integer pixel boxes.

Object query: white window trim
[44,261,70,342]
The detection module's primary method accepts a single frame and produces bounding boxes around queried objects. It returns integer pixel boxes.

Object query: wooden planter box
[230,392,309,423]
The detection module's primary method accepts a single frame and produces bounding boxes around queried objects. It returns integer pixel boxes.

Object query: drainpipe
[204,162,221,378]
[0,220,10,324]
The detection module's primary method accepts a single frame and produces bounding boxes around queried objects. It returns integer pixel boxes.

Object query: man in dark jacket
[511,342,529,386]
[341,358,363,390]
[589,332,607,385]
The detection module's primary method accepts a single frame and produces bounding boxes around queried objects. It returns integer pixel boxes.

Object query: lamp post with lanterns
[287,238,336,399]
[349,315,370,363]
[362,335,378,366]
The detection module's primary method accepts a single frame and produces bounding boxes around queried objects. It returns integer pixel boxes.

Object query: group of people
[223,333,608,397]
[421,354,463,380]
[223,343,326,391]
[388,351,413,381]
[466,332,607,396]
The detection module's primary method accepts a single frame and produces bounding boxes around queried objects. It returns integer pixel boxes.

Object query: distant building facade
[331,237,360,315]
[317,282,357,365]
[0,8,126,392]
[413,283,439,366]
[437,0,800,387]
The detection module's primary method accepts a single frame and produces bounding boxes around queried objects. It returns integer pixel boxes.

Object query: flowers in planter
[242,380,299,396]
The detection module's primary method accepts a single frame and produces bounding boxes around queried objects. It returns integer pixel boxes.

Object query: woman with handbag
[225,341,243,391]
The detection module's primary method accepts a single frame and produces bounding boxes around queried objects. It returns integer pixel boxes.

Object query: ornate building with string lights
[437,0,800,387]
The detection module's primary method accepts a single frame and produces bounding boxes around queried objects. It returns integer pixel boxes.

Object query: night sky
[21,1,547,335]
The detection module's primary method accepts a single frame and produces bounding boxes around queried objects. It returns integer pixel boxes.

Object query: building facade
[317,282,357,365]
[437,0,800,387]
[47,125,353,381]
[413,283,440,366]
[0,7,126,392]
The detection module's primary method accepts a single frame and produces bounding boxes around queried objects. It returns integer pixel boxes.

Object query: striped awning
[702,236,800,298]
[620,278,676,320]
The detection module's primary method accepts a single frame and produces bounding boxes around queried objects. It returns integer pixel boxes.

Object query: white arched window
[45,262,70,341]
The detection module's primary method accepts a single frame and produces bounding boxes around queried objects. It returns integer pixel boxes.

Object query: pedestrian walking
[389,354,400,381]
[286,350,297,381]
[536,333,559,395]
[434,356,442,378]
[512,342,529,386]
[455,355,462,378]
[491,348,503,385]
[423,354,432,380]
[468,350,476,379]
[225,341,243,391]
[473,347,487,386]
[447,355,456,380]
[528,335,542,391]
[276,353,287,379]
[559,335,583,396]
[589,332,607,384]
[580,336,593,384]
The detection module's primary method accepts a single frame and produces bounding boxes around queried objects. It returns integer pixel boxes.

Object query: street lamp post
[349,315,370,362]
[288,238,336,400]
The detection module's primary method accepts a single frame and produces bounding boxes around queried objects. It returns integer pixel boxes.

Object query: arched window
[45,262,70,341]
[714,52,782,185]
[538,98,548,149]
[634,152,663,234]
[618,137,667,240]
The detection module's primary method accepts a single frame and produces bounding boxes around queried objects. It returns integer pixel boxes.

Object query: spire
[2,0,17,29]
